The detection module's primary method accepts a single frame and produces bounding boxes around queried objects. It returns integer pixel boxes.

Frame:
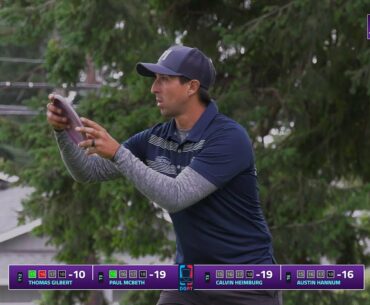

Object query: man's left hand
[76,118,121,159]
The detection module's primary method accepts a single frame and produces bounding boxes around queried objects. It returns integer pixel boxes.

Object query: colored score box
[109,270,118,279]
[28,270,37,279]
[38,270,47,279]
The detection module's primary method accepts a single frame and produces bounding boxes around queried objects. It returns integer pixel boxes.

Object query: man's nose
[151,79,159,94]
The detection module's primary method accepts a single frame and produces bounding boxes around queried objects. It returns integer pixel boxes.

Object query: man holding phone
[47,45,282,305]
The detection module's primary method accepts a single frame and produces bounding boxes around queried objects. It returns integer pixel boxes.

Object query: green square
[28,270,37,279]
[109,270,117,279]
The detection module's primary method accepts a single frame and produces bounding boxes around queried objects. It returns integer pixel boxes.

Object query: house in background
[0,185,45,304]
[0,181,172,305]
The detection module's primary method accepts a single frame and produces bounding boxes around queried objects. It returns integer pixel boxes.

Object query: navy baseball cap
[136,45,216,90]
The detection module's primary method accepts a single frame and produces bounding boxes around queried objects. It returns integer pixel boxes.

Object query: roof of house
[0,185,34,236]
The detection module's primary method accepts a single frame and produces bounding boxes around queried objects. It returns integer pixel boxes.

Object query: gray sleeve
[112,145,217,213]
[55,131,217,212]
[54,131,121,182]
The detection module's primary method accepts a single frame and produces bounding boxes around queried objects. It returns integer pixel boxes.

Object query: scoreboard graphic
[9,264,365,290]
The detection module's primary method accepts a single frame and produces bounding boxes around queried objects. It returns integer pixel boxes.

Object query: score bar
[9,264,365,290]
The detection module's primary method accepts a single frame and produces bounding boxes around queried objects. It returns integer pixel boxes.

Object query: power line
[0,81,101,90]
[0,104,38,116]
[0,57,45,64]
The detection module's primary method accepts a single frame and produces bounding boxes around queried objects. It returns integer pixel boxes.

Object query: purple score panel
[9,265,93,290]
[194,265,281,290]
[280,265,365,290]
[9,264,365,290]
[93,265,178,290]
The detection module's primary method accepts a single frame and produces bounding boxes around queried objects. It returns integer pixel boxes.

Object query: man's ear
[188,80,201,96]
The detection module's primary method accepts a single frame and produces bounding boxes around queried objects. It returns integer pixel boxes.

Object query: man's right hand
[46,93,70,131]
